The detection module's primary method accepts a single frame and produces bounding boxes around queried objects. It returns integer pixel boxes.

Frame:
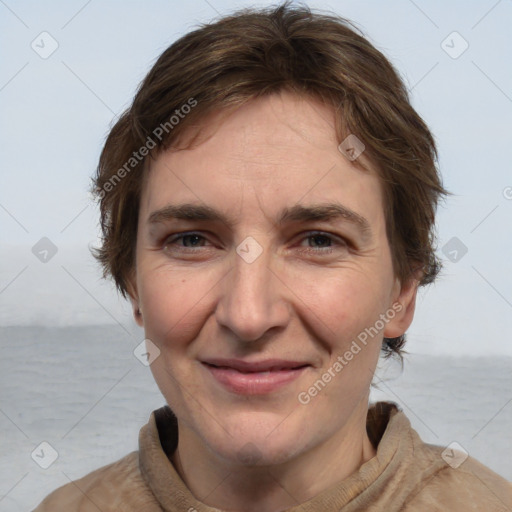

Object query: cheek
[138,265,214,349]
[293,267,386,344]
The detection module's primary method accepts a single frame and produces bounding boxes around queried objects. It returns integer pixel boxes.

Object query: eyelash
[162,231,348,255]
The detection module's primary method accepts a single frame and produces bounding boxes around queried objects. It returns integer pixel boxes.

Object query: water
[1,325,511,511]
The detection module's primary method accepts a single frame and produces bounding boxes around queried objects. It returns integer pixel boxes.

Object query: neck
[171,398,376,512]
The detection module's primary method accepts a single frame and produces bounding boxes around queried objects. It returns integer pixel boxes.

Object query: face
[130,92,418,466]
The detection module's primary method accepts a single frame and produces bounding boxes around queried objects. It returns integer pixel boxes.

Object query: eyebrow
[147,202,372,239]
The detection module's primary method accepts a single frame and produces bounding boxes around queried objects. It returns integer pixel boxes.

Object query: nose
[215,244,291,343]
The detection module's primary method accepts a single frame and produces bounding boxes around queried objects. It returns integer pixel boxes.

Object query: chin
[200,413,309,467]
[216,438,303,467]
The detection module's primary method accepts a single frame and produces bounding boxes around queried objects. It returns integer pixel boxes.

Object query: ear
[126,275,144,328]
[383,273,420,339]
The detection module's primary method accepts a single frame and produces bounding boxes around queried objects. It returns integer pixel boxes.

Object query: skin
[128,91,419,512]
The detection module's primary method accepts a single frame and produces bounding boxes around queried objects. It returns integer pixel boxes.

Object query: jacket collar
[138,401,407,511]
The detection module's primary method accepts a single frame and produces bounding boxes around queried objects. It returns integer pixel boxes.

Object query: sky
[1,0,511,356]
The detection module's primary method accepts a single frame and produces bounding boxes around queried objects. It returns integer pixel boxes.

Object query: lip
[201,358,310,395]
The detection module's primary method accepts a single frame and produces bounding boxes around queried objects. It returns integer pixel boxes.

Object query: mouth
[201,359,311,395]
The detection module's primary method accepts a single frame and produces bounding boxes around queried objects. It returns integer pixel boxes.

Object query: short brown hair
[90,2,448,358]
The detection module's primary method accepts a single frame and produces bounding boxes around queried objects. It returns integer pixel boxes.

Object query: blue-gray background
[1,1,511,510]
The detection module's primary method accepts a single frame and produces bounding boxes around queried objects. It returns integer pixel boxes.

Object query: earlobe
[134,305,144,327]
[126,278,144,327]
[383,276,420,339]
[130,299,144,327]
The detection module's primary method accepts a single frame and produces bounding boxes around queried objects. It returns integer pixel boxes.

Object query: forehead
[140,92,385,232]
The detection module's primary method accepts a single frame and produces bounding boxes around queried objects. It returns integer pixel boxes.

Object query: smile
[201,360,310,395]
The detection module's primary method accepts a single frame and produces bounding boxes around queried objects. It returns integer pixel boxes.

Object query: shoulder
[372,404,511,511]
[405,441,512,511]
[33,451,161,511]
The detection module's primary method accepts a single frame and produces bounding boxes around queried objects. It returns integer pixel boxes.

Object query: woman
[35,3,511,510]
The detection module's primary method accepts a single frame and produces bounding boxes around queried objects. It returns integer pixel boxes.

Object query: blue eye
[177,233,206,247]
[298,231,347,253]
[161,230,348,258]
[163,232,210,251]
[306,233,333,248]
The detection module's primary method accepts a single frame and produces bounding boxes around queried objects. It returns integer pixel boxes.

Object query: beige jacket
[34,402,512,511]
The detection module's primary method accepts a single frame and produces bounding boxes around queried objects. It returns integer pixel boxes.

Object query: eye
[176,233,207,247]
[159,230,349,258]
[163,232,211,251]
[296,231,348,254]
[304,233,333,248]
